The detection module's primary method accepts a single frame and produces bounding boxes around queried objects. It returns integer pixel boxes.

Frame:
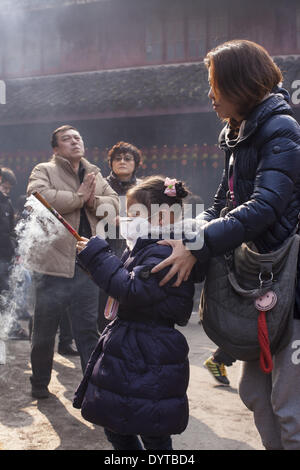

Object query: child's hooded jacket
[73,235,201,436]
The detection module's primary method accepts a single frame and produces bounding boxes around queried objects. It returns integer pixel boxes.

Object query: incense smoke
[0,195,65,340]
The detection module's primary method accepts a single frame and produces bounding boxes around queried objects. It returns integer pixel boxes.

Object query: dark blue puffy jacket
[186,87,300,317]
[73,235,197,436]
[190,87,300,257]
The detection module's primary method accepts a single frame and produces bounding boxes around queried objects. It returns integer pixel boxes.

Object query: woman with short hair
[98,141,142,331]
[152,39,300,450]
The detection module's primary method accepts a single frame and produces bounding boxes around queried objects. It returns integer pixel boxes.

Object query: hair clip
[164,177,177,197]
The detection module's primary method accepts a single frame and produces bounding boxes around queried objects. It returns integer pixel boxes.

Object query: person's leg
[30,274,66,393]
[141,435,173,450]
[58,310,79,355]
[14,267,32,320]
[0,260,9,295]
[238,360,283,450]
[271,319,300,450]
[104,428,143,450]
[8,264,30,340]
[213,348,236,366]
[69,265,99,373]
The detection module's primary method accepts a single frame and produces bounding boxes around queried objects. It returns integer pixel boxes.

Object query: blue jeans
[30,264,99,388]
[104,428,173,450]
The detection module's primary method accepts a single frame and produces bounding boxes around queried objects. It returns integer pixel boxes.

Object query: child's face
[126,196,175,227]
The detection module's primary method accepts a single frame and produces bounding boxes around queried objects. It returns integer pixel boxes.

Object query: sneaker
[203,356,230,386]
[31,386,50,399]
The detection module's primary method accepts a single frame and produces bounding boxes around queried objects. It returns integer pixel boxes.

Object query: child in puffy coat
[73,175,206,450]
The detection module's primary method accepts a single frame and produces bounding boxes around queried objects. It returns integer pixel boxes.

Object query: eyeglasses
[113,154,134,162]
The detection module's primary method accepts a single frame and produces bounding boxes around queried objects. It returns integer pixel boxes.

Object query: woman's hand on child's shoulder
[151,239,197,287]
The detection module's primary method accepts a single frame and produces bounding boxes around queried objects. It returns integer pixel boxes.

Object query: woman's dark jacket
[105,171,141,257]
[106,171,141,196]
[73,235,198,436]
[186,87,300,317]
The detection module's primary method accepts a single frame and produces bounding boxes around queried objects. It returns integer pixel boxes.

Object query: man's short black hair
[51,125,79,148]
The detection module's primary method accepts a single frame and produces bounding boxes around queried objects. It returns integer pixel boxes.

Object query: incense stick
[32,191,83,241]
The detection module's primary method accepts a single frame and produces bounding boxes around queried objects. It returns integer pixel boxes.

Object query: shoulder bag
[199,232,300,373]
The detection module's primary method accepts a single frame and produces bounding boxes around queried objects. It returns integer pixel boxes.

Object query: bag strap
[226,233,300,296]
[227,271,271,298]
[225,250,273,297]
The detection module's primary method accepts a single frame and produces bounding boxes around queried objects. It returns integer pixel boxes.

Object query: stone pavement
[0,313,264,450]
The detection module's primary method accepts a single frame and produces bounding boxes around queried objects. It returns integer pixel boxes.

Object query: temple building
[0,0,299,205]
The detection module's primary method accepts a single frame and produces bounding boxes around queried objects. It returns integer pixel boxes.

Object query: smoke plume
[0,194,64,339]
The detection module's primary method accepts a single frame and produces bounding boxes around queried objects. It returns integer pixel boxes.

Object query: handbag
[199,232,300,373]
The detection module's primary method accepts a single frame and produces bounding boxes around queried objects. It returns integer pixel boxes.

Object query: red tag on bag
[255,291,277,374]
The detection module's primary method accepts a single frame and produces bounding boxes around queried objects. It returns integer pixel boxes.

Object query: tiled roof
[0,56,299,124]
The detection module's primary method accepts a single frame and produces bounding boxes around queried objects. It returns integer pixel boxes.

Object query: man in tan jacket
[27,125,119,399]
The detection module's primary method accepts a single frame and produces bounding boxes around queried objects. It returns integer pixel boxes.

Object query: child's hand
[76,237,90,253]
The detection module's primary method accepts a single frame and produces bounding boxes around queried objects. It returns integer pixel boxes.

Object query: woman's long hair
[204,40,283,127]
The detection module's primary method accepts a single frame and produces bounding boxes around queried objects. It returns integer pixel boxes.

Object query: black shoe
[58,344,80,356]
[31,386,50,399]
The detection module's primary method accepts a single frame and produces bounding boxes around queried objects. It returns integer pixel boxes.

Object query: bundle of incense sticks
[32,191,83,241]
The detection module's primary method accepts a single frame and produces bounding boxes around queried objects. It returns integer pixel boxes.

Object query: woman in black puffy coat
[152,40,300,450]
[73,176,205,450]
